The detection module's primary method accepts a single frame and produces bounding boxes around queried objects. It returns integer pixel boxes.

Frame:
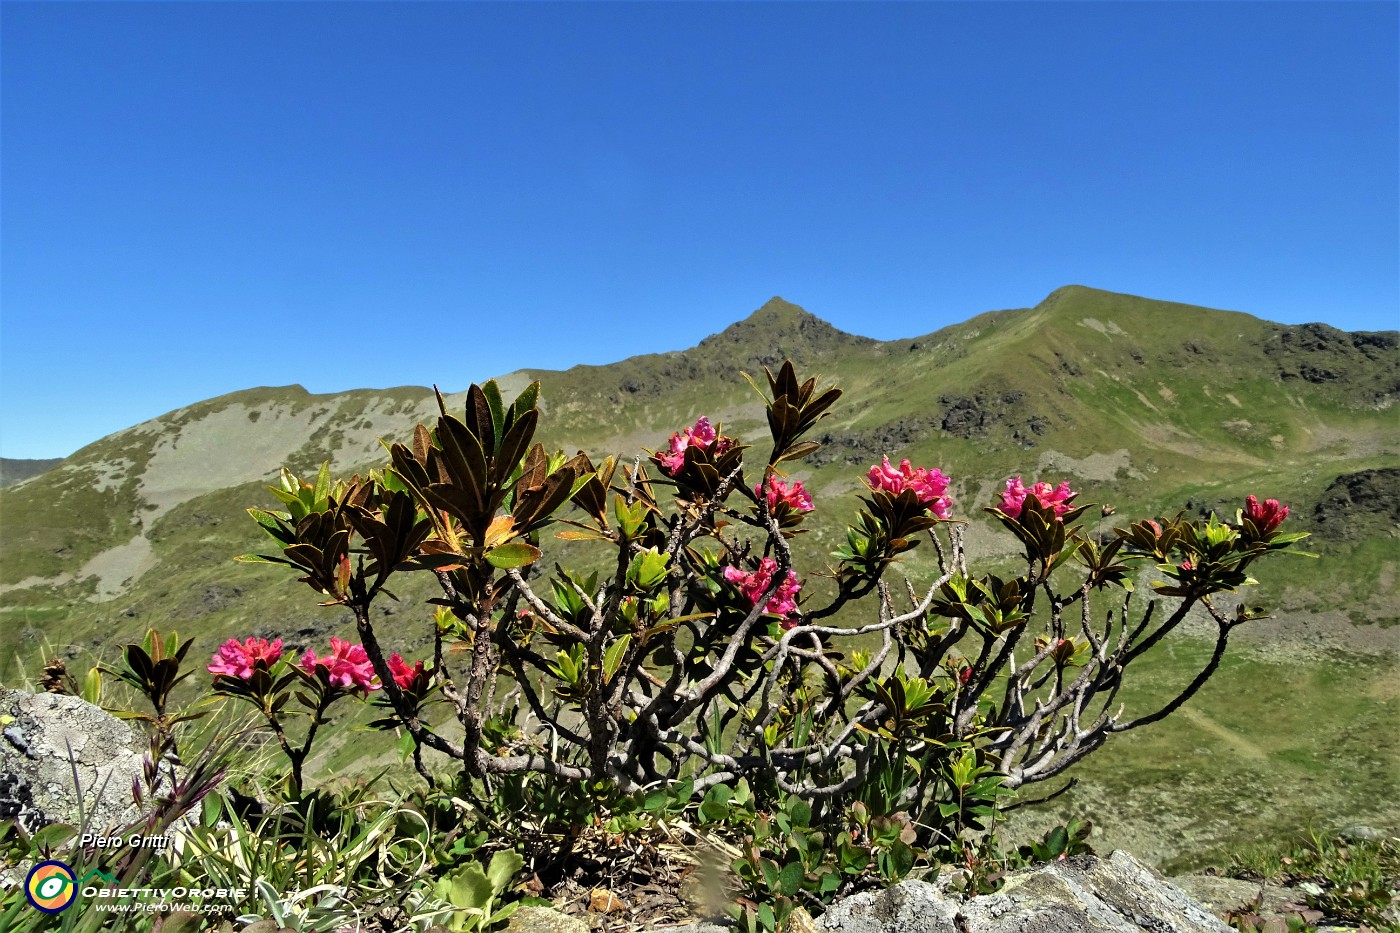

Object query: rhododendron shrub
[231,359,1307,850]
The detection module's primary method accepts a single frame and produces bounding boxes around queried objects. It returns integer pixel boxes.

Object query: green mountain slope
[1,285,1396,865]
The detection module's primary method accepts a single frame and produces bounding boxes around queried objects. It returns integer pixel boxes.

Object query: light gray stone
[505,905,590,933]
[815,880,960,933]
[0,688,152,836]
[817,850,1231,933]
[1170,874,1301,920]
[1339,824,1386,842]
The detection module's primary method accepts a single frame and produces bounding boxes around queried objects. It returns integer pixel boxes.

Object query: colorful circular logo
[25,860,77,913]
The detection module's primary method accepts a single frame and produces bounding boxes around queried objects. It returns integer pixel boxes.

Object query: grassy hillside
[1,285,1396,866]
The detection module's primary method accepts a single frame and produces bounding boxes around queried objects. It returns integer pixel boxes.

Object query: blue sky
[2,2,1396,460]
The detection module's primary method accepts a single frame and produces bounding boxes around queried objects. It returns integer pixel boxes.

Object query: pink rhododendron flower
[865,456,953,519]
[656,449,686,475]
[685,416,717,447]
[998,476,1077,520]
[388,653,427,690]
[723,557,803,620]
[756,477,814,513]
[1244,495,1289,533]
[655,416,735,477]
[301,637,380,692]
[207,637,282,680]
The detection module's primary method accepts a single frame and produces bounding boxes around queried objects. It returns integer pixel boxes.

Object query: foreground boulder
[817,850,1230,933]
[0,688,151,837]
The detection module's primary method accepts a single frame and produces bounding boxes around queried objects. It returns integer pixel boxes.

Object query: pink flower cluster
[723,557,803,624]
[1244,495,1289,533]
[301,637,380,692]
[865,456,953,519]
[756,477,814,513]
[207,637,283,680]
[388,653,428,690]
[998,476,1077,520]
[656,416,734,476]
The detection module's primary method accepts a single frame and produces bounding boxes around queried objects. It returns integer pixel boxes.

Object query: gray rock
[505,906,590,933]
[1170,874,1300,920]
[1167,875,1261,916]
[817,881,960,933]
[1339,824,1387,842]
[817,850,1230,933]
[0,688,152,837]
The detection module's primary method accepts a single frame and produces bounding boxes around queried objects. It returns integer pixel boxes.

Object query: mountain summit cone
[697,296,874,371]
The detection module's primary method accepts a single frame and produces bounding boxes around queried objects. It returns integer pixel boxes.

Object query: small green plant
[1222,895,1321,933]
[240,878,362,932]
[99,628,209,803]
[1015,817,1095,865]
[1297,869,1397,928]
[1225,830,1399,929]
[99,628,203,744]
[428,850,528,933]
[730,793,842,932]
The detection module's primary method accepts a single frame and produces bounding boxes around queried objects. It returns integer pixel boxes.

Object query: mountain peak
[1037,284,1127,307]
[696,298,873,369]
[738,296,822,326]
[756,295,805,314]
[1033,284,1250,319]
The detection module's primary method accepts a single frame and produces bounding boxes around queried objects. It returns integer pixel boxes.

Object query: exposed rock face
[1263,323,1400,404]
[816,850,1230,933]
[808,392,1053,467]
[1312,468,1400,538]
[0,688,151,837]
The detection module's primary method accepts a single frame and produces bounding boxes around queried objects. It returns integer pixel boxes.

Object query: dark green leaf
[776,861,804,897]
[482,380,506,453]
[775,440,822,464]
